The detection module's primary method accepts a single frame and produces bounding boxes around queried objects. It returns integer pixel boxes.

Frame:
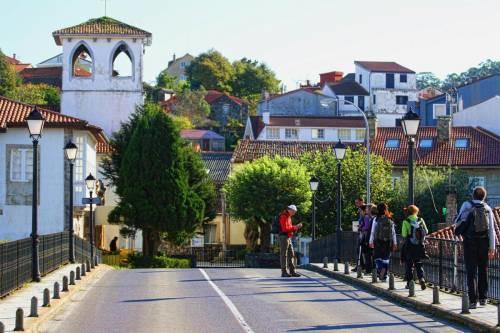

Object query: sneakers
[469,302,477,309]
[479,299,487,306]
[405,282,410,289]
[281,271,291,278]
[290,272,301,277]
[419,279,427,290]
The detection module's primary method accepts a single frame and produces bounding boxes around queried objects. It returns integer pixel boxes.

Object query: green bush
[129,254,191,268]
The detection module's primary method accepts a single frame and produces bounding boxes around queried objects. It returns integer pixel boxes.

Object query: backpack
[409,218,427,245]
[466,201,489,238]
[375,216,393,242]
[270,216,281,235]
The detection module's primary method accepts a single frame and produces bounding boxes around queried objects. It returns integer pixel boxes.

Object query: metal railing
[0,232,98,298]
[310,232,500,301]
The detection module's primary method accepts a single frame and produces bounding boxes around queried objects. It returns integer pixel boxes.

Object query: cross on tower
[101,0,109,16]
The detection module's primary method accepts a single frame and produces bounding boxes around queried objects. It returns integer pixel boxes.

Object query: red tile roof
[428,207,500,243]
[0,96,110,152]
[53,17,152,45]
[4,55,31,72]
[234,126,500,167]
[181,129,224,140]
[205,90,244,106]
[355,61,415,74]
[20,66,62,78]
[264,87,320,102]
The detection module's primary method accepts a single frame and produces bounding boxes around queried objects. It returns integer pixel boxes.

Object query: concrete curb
[23,264,112,333]
[305,264,500,333]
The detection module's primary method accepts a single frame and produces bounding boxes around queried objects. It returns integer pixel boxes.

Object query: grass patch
[128,254,191,268]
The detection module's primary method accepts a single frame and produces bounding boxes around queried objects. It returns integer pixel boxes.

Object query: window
[74,135,85,193]
[391,176,401,189]
[203,224,217,244]
[266,127,280,139]
[396,95,409,105]
[433,104,446,119]
[455,138,469,148]
[71,44,93,77]
[419,138,433,148]
[112,43,133,77]
[359,74,363,84]
[355,129,366,141]
[10,148,33,182]
[373,94,376,105]
[338,129,351,141]
[180,62,186,68]
[386,73,395,88]
[311,129,324,140]
[385,139,400,148]
[469,176,485,189]
[285,128,298,139]
[222,103,230,115]
[344,96,354,104]
[400,74,407,83]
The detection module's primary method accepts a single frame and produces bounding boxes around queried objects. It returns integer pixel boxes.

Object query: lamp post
[64,141,78,263]
[26,107,45,282]
[321,97,371,204]
[309,177,319,240]
[401,108,420,205]
[85,173,97,265]
[333,140,346,261]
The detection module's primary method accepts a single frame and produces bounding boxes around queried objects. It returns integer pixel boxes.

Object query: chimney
[173,53,176,62]
[13,53,16,59]
[319,71,344,86]
[367,112,378,139]
[262,112,270,125]
[437,116,451,142]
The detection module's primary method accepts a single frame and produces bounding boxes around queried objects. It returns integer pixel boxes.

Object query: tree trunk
[244,223,259,252]
[258,220,271,253]
[142,228,160,257]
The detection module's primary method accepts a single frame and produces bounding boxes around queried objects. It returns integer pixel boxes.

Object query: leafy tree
[225,156,312,252]
[0,49,20,96]
[223,118,245,151]
[171,87,214,128]
[442,59,500,90]
[169,115,194,129]
[391,167,469,232]
[416,72,442,90]
[6,83,60,105]
[186,50,235,92]
[231,58,280,98]
[300,148,394,237]
[101,103,214,256]
[156,70,189,92]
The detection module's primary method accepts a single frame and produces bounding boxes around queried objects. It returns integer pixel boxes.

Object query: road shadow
[287,320,444,331]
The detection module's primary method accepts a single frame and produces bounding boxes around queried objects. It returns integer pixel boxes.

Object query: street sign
[82,197,102,205]
[191,236,204,248]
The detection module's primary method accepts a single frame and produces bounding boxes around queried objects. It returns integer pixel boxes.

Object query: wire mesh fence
[0,233,97,298]
[310,232,500,301]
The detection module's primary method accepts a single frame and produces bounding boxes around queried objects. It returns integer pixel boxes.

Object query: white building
[244,113,366,142]
[354,61,418,127]
[320,80,370,115]
[53,17,152,137]
[452,96,500,136]
[166,53,194,81]
[0,97,107,241]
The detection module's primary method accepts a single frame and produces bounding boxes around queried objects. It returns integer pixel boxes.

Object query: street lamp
[401,108,420,205]
[309,177,319,240]
[64,141,78,263]
[26,106,45,282]
[333,140,346,262]
[85,173,97,266]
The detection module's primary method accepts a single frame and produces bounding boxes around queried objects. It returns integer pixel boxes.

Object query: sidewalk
[0,263,108,332]
[307,262,500,333]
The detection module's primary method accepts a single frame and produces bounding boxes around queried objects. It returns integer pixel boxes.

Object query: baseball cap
[287,204,298,212]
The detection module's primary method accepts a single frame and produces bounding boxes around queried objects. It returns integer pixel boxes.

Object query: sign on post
[82,197,102,205]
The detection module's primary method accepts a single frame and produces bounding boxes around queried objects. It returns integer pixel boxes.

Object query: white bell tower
[53,17,152,136]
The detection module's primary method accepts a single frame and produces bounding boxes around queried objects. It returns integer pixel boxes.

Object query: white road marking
[199,268,255,333]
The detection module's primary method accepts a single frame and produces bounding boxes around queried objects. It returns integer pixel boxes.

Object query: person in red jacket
[279,205,303,277]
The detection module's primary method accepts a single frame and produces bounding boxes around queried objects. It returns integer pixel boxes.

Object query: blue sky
[2,0,499,90]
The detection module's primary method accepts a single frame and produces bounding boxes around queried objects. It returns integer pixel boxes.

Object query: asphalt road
[42,268,469,333]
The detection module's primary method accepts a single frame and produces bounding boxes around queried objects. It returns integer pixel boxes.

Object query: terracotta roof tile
[181,129,224,140]
[205,90,244,106]
[53,17,152,45]
[355,61,415,73]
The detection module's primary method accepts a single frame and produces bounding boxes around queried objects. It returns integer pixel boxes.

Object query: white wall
[0,129,65,240]
[320,85,369,114]
[453,96,500,136]
[257,126,365,142]
[60,37,145,137]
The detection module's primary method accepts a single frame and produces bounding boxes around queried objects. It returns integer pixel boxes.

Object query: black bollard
[461,292,470,314]
[333,259,339,272]
[53,282,60,299]
[323,257,328,269]
[0,321,4,333]
[70,271,76,285]
[388,273,395,290]
[81,263,86,276]
[371,269,377,283]
[14,308,24,331]
[30,296,38,317]
[497,303,500,326]
[432,286,440,305]
[63,276,69,292]
[408,280,416,297]
[344,262,350,275]
[357,266,363,279]
[89,258,94,269]
[76,267,81,280]
[43,288,51,307]
[86,259,91,272]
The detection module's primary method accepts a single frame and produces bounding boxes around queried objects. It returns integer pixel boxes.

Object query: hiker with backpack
[274,205,303,278]
[454,186,497,309]
[369,203,397,282]
[359,204,376,274]
[401,205,428,290]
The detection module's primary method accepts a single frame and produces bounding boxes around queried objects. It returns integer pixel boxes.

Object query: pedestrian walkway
[0,263,82,332]
[308,262,500,332]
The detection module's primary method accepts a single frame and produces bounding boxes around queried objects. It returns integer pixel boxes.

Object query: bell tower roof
[53,16,152,46]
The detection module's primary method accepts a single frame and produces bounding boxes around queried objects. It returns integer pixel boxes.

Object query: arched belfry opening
[71,44,93,77]
[112,43,133,77]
